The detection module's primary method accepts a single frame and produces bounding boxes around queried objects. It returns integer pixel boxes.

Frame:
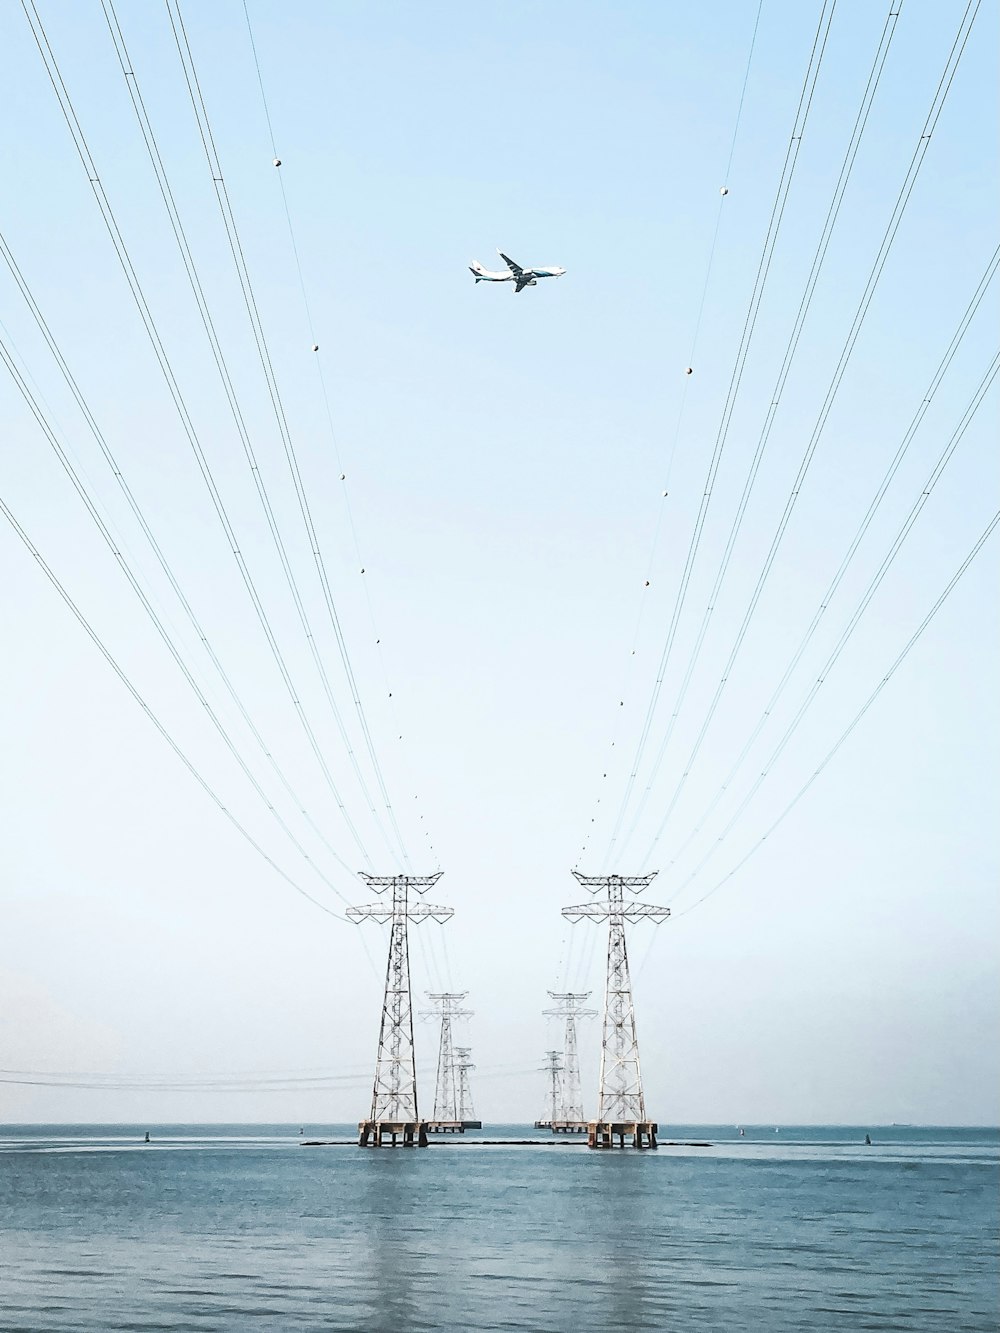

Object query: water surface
[1,1124,995,1330]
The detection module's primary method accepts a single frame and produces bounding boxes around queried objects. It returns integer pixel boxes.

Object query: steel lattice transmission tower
[543,991,597,1129]
[422,991,472,1128]
[563,870,669,1149]
[348,872,452,1146]
[454,1046,476,1123]
[536,1050,564,1128]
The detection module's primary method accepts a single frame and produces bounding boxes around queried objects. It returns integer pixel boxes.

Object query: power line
[0,491,350,925]
[674,507,1000,919]
[241,0,440,872]
[20,0,377,870]
[622,0,905,859]
[667,348,999,901]
[164,0,412,869]
[0,227,364,891]
[240,0,446,959]
[655,248,999,878]
[0,323,366,905]
[626,0,983,865]
[98,0,403,871]
[600,0,839,868]
[571,0,765,878]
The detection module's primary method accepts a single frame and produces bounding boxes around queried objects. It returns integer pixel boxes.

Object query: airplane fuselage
[469,251,566,291]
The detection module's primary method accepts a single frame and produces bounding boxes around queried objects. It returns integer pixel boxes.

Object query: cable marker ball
[685,366,693,375]
[720,186,729,196]
[312,344,319,351]
[273,158,282,167]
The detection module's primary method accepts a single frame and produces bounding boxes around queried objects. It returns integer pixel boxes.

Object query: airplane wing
[514,275,533,293]
[498,251,523,276]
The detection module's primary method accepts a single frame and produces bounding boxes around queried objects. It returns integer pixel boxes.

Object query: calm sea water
[0,1124,995,1331]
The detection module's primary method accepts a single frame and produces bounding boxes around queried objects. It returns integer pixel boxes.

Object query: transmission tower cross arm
[562,901,670,924]
[347,901,454,924]
[407,903,454,925]
[358,871,443,893]
[572,870,658,893]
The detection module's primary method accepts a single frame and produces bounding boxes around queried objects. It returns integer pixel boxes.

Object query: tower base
[551,1120,589,1134]
[587,1120,658,1149]
[358,1120,429,1147]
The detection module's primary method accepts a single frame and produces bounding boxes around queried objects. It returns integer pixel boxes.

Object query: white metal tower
[563,871,668,1148]
[348,872,452,1146]
[543,991,597,1124]
[423,991,471,1123]
[454,1046,476,1123]
[538,1049,563,1127]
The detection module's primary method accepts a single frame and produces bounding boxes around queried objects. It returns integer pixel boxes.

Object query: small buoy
[720,186,729,196]
[685,366,693,376]
[644,579,650,587]
[662,489,668,497]
[273,158,282,167]
[339,472,346,480]
[360,567,365,574]
[312,344,319,352]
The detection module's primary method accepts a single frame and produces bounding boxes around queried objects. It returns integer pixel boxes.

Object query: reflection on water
[0,1125,996,1331]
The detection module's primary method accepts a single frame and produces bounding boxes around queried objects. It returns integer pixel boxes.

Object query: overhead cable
[20,0,376,869]
[572,0,765,877]
[622,0,906,858]
[667,349,999,899]
[242,0,440,871]
[0,326,369,905]
[0,492,350,925]
[164,0,412,869]
[654,248,1000,875]
[0,229,364,891]
[98,0,403,871]
[673,507,1000,919]
[625,0,983,864]
[600,0,839,868]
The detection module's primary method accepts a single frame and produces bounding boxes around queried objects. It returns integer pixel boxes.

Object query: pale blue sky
[1,0,996,1124]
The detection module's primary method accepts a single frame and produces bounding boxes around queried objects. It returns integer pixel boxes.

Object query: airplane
[469,249,567,293]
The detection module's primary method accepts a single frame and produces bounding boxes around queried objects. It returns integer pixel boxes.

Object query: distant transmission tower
[348,872,453,1146]
[454,1046,478,1124]
[543,991,597,1132]
[563,871,668,1149]
[536,1050,564,1128]
[422,991,473,1131]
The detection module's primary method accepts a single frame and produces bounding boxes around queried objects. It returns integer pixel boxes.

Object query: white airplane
[469,249,567,293]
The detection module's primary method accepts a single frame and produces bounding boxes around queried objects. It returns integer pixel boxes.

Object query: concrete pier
[587,1120,658,1149]
[426,1120,482,1134]
[358,1120,429,1147]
